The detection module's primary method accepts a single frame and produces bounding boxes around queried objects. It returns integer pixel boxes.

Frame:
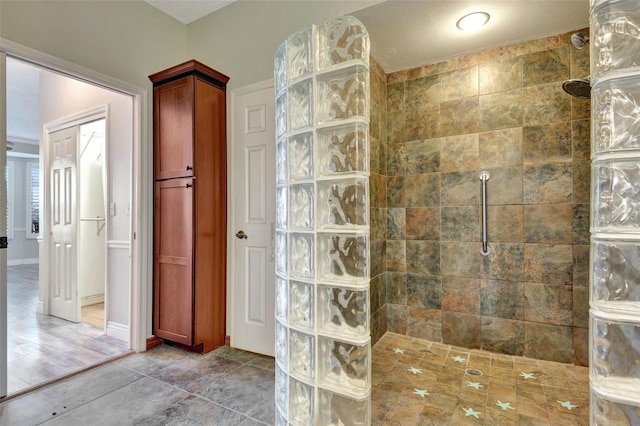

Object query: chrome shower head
[570,32,590,49]
[562,77,591,99]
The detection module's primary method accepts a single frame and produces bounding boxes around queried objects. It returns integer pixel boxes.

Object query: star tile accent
[496,401,514,411]
[408,367,422,375]
[558,400,578,410]
[413,388,429,398]
[394,348,405,354]
[467,381,483,390]
[463,407,481,419]
[452,355,466,363]
[520,372,535,380]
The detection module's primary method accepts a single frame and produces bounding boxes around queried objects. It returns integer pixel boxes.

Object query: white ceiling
[8,0,591,144]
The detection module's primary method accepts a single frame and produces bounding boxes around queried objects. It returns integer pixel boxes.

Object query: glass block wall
[590,0,640,422]
[274,16,372,425]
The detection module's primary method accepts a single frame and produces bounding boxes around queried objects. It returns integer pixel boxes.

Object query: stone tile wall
[378,30,591,365]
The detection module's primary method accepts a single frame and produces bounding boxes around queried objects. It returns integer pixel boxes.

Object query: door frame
[0,38,150,354]
[227,78,274,348]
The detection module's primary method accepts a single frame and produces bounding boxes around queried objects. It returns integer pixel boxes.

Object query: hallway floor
[8,265,130,394]
[0,332,589,425]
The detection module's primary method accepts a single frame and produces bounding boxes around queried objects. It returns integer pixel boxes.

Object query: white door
[232,81,276,356]
[49,126,79,322]
[0,51,9,397]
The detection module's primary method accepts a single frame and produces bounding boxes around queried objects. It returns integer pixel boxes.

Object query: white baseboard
[107,321,129,343]
[81,293,105,307]
[37,300,44,315]
[7,258,39,266]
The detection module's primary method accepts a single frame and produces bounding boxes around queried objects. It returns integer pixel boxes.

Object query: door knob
[235,230,248,240]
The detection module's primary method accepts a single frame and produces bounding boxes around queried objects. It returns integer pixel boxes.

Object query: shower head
[562,77,591,99]
[570,32,590,49]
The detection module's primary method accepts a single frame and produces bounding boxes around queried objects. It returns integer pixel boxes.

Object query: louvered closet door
[154,177,194,345]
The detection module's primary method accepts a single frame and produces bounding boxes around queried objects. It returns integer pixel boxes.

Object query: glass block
[318,15,369,69]
[289,281,314,329]
[290,232,314,280]
[591,312,640,400]
[592,238,640,313]
[276,408,288,426]
[318,388,370,426]
[289,132,313,181]
[275,41,287,94]
[317,65,369,124]
[317,233,369,283]
[289,329,315,380]
[289,377,314,426]
[317,178,368,228]
[276,275,288,322]
[290,184,314,230]
[277,138,288,185]
[593,78,640,153]
[276,320,288,369]
[277,186,288,230]
[317,123,368,177]
[276,231,288,275]
[593,160,640,231]
[289,79,313,131]
[288,27,313,81]
[276,364,288,414]
[592,0,640,79]
[318,337,370,395]
[318,285,368,340]
[592,389,640,425]
[277,93,288,138]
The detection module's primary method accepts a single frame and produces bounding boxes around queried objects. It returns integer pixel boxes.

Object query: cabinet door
[154,177,194,345]
[154,76,195,180]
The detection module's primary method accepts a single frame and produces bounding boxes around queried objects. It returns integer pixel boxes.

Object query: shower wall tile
[407,307,442,341]
[406,273,442,309]
[441,66,478,101]
[479,128,523,168]
[572,287,589,328]
[573,327,588,367]
[386,111,404,145]
[442,311,481,349]
[442,276,480,314]
[572,161,590,204]
[386,208,405,240]
[524,283,573,326]
[405,75,440,109]
[570,35,590,78]
[522,83,571,126]
[481,279,524,320]
[440,98,479,136]
[386,176,404,207]
[440,171,480,206]
[571,96,590,121]
[572,204,589,245]
[487,205,523,243]
[405,173,440,207]
[524,244,573,285]
[440,134,479,172]
[405,104,440,141]
[523,204,573,243]
[480,317,524,356]
[386,82,404,112]
[479,57,523,95]
[481,243,524,281]
[440,242,481,278]
[572,245,589,287]
[406,240,440,275]
[405,207,440,240]
[441,206,479,241]
[479,89,523,131]
[485,166,523,205]
[386,304,407,334]
[572,119,590,161]
[370,174,385,208]
[403,139,440,175]
[385,240,406,272]
[523,122,572,164]
[370,274,383,314]
[523,163,572,204]
[522,47,570,87]
[386,272,407,305]
[524,322,573,363]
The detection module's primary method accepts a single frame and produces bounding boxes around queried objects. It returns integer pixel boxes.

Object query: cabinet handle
[185,183,192,189]
[186,165,193,171]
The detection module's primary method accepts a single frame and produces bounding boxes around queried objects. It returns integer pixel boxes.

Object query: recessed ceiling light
[456,12,490,32]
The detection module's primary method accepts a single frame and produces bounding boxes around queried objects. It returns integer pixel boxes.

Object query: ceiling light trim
[456,12,490,32]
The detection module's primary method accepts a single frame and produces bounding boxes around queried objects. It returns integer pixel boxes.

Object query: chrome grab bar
[479,171,491,256]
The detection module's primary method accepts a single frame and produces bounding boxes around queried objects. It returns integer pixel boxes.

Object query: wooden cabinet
[149,60,229,353]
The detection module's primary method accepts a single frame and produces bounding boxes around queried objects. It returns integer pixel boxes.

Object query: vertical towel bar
[479,171,491,256]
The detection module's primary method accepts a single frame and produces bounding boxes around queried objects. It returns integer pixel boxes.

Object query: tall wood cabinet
[149,60,229,353]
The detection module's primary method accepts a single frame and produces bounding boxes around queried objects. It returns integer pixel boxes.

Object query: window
[26,162,40,239]
[6,160,14,240]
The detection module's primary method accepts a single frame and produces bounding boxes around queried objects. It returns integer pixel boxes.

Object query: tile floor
[0,332,589,425]
[8,265,130,394]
